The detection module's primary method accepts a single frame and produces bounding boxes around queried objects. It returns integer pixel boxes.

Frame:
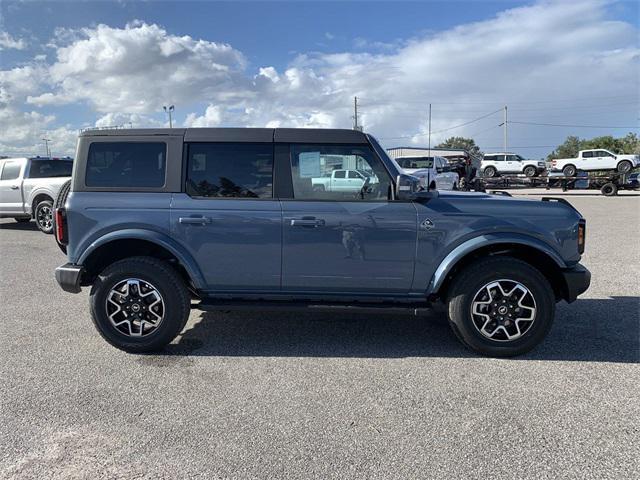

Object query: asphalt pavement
[1,194,638,479]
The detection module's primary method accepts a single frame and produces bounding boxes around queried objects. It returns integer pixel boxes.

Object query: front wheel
[35,199,54,234]
[90,256,191,353]
[446,257,555,357]
[617,160,632,174]
[523,166,537,177]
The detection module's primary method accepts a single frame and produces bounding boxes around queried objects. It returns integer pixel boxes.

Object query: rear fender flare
[77,229,207,290]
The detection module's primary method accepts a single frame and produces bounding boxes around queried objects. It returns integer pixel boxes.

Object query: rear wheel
[483,166,497,178]
[35,199,54,234]
[562,164,577,177]
[446,257,555,357]
[89,256,191,353]
[617,160,632,174]
[523,165,537,177]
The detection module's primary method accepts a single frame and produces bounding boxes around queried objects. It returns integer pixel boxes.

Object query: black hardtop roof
[80,127,369,144]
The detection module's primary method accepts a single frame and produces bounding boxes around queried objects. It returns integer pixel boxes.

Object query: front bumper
[561,263,591,303]
[55,263,84,294]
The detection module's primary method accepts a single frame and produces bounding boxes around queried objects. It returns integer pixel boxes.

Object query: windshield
[397,157,434,169]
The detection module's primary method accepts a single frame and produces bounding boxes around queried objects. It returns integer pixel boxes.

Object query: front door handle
[291,218,325,228]
[10,185,19,190]
[179,216,212,225]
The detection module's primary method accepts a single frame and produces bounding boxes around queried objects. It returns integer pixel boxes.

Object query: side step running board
[194,300,433,316]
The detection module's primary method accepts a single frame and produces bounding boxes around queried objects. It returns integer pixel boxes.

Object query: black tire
[600,182,618,196]
[446,257,555,357]
[562,164,577,177]
[53,179,72,253]
[14,217,31,223]
[429,182,437,191]
[34,199,54,234]
[483,166,497,178]
[89,256,191,353]
[617,160,632,174]
[452,182,458,191]
[523,165,537,177]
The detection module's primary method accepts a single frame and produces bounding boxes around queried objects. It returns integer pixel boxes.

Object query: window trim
[183,141,276,200]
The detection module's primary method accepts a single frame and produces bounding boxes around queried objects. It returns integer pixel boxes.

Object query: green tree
[547,136,584,160]
[436,136,482,156]
[620,132,640,155]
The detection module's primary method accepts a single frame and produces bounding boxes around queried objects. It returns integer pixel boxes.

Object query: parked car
[0,157,73,233]
[395,156,460,190]
[54,128,590,357]
[551,149,640,176]
[482,153,546,178]
[311,169,378,193]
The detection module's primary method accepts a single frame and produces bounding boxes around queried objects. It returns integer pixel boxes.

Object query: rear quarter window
[86,142,166,188]
[28,160,73,178]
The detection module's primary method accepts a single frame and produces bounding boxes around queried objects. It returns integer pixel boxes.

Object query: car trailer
[481,171,638,196]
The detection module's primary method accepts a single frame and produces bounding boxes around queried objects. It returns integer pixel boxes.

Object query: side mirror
[395,174,420,200]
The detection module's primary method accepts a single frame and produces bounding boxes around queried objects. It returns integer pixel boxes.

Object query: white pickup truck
[551,149,639,176]
[0,157,73,233]
[312,169,377,192]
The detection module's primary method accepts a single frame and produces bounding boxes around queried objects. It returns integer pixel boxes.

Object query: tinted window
[582,151,593,158]
[1,161,21,180]
[397,157,433,169]
[484,155,496,162]
[334,170,346,178]
[290,144,392,201]
[28,160,73,178]
[598,150,612,157]
[185,143,273,198]
[348,170,362,179]
[86,142,166,188]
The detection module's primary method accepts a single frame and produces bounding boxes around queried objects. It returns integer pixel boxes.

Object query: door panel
[0,160,26,214]
[171,195,282,290]
[281,201,417,293]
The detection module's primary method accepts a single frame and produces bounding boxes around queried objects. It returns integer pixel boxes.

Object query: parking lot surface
[1,194,638,479]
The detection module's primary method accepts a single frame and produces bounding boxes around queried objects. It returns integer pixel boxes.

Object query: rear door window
[0,161,22,180]
[185,143,273,198]
[86,142,166,187]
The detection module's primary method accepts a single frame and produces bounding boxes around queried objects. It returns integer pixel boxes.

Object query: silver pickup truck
[0,157,73,233]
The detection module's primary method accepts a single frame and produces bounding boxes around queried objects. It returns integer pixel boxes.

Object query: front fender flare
[77,228,207,290]
[427,233,567,295]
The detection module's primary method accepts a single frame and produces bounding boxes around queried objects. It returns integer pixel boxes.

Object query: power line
[509,120,638,129]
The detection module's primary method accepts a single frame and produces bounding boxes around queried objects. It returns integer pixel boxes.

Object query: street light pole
[41,138,51,157]
[163,105,175,128]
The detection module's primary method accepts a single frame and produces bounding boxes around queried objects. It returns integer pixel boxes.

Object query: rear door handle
[179,216,212,225]
[291,218,325,228]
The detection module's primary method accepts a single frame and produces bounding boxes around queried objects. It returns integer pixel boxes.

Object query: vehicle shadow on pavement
[160,296,639,363]
[0,221,38,231]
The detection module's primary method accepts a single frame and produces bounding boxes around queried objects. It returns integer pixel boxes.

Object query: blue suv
[54,128,590,356]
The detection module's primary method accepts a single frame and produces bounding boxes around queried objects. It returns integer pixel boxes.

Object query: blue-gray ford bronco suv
[54,128,590,356]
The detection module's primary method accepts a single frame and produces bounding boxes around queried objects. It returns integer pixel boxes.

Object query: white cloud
[184,105,223,127]
[1,0,639,157]
[0,31,27,50]
[27,21,246,113]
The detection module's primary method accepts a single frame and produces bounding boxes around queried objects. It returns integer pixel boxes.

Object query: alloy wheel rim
[37,205,52,230]
[470,279,537,342]
[106,278,165,337]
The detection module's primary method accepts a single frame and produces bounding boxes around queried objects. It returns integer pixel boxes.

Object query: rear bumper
[55,263,84,294]
[561,263,591,303]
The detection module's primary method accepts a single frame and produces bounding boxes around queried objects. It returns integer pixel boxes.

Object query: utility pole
[163,105,175,128]
[41,138,51,157]
[427,103,432,157]
[352,96,362,131]
[503,105,507,152]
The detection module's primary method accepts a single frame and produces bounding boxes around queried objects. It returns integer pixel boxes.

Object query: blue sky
[1,0,638,157]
